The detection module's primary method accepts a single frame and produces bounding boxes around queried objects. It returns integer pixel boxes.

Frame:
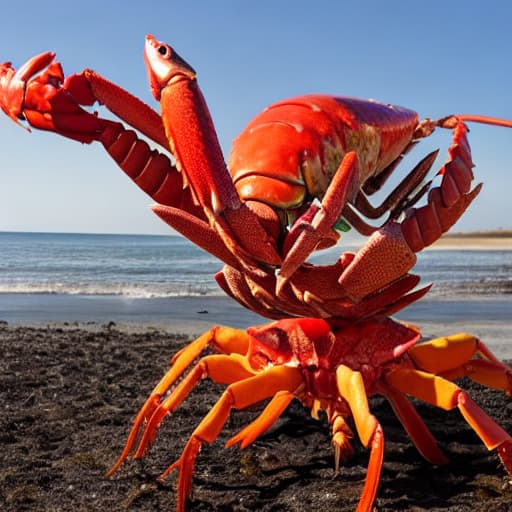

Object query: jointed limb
[107,326,250,475]
[386,367,512,475]
[382,385,448,465]
[408,333,512,392]
[336,365,384,512]
[158,365,303,512]
[226,390,295,449]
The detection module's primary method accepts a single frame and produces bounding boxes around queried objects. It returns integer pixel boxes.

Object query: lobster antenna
[415,114,512,138]
[455,114,512,129]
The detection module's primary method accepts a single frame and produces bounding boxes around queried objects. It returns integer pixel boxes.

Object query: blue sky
[1,0,511,234]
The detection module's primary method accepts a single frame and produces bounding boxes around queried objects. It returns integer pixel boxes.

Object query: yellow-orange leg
[404,332,512,473]
[107,326,251,476]
[225,390,295,449]
[386,364,512,476]
[336,365,384,512]
[132,353,257,459]
[152,363,303,512]
[408,332,512,393]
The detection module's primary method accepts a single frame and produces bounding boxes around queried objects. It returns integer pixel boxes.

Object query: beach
[2,293,511,358]
[1,231,511,510]
[1,298,511,511]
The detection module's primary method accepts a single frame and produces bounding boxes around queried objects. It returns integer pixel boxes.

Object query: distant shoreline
[1,228,511,238]
[430,229,512,250]
[2,229,512,249]
[441,229,512,238]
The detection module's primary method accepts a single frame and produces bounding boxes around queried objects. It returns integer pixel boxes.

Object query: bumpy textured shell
[228,95,419,209]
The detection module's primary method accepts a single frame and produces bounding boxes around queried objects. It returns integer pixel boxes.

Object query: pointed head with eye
[144,34,196,100]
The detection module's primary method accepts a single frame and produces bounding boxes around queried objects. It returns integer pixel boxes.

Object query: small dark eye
[158,45,169,56]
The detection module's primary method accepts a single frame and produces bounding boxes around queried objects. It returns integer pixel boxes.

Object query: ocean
[2,231,511,299]
[0,231,511,331]
[0,231,223,298]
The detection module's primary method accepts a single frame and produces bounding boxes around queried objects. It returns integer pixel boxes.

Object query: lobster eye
[158,45,170,57]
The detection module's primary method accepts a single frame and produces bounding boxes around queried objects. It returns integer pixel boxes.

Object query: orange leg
[107,326,250,475]
[381,385,448,465]
[155,364,303,512]
[386,367,512,476]
[405,333,512,474]
[408,332,512,393]
[225,390,294,449]
[336,365,384,512]
[132,353,256,459]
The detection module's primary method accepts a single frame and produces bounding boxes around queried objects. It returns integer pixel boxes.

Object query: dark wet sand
[0,323,511,511]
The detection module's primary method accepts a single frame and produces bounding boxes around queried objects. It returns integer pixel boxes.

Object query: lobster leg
[381,386,448,465]
[336,365,384,512]
[408,333,512,393]
[337,118,477,302]
[353,149,438,220]
[151,204,245,269]
[154,364,303,512]
[225,390,294,448]
[217,257,431,320]
[386,368,512,476]
[277,151,360,293]
[361,140,419,196]
[215,267,288,318]
[107,326,251,475]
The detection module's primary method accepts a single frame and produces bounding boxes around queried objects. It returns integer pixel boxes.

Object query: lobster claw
[0,51,106,142]
[0,51,56,127]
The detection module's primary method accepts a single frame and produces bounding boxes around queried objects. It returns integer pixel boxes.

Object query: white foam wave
[427,278,512,297]
[0,281,222,298]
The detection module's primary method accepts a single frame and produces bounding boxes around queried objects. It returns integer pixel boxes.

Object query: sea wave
[2,232,510,302]
[423,278,512,297]
[2,277,510,301]
[0,281,224,298]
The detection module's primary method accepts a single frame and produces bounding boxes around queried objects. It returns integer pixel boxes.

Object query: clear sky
[1,0,511,235]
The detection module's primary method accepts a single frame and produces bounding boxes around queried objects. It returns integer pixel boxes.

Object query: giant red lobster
[1,35,511,512]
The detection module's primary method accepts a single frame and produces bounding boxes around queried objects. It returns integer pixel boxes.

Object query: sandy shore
[1,293,511,359]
